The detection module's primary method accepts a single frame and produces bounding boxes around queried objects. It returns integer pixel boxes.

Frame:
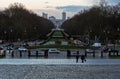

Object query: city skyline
[0,0,119,19]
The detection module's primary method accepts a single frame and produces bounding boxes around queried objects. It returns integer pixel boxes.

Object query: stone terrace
[0,65,120,79]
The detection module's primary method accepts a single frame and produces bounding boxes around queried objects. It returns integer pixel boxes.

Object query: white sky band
[0,0,119,19]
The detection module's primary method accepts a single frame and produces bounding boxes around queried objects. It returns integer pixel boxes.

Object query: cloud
[106,0,120,4]
[0,7,5,11]
[56,5,90,12]
[46,6,53,9]
[44,2,49,4]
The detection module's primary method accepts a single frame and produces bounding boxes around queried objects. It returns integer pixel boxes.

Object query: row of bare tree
[61,1,120,43]
[0,3,55,42]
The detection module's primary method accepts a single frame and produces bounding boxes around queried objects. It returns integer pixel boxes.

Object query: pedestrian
[76,50,79,63]
[81,55,86,63]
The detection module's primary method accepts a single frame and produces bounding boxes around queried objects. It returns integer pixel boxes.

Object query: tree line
[0,3,54,42]
[61,1,120,43]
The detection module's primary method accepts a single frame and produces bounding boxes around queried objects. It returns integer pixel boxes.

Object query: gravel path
[0,65,120,79]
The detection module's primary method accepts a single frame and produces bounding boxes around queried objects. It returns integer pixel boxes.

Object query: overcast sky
[0,0,119,19]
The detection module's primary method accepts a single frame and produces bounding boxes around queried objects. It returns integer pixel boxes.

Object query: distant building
[62,12,66,22]
[42,12,48,19]
[67,17,70,19]
[48,12,67,28]
[55,19,63,28]
[49,16,56,26]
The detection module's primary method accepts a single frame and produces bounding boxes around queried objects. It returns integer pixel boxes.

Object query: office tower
[62,12,66,22]
[42,12,48,19]
[49,16,56,26]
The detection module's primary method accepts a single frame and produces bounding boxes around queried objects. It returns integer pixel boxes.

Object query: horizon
[0,0,119,19]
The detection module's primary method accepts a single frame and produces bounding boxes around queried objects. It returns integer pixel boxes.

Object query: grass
[49,38,66,41]
[109,55,120,59]
[117,48,120,50]
[52,31,63,37]
[25,45,99,50]
[0,55,4,59]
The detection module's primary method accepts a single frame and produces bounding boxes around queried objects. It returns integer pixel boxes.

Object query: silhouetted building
[49,16,56,26]
[62,12,66,22]
[42,12,48,19]
[48,12,67,28]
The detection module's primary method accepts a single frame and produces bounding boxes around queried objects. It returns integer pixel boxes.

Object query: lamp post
[88,27,92,48]
[10,29,13,43]
[107,30,109,42]
[113,27,120,50]
[4,31,7,42]
[103,30,108,47]
[117,27,120,46]
[34,26,37,46]
[103,30,106,45]
[24,28,27,40]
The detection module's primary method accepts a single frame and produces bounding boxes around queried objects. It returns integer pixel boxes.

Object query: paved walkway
[0,59,120,65]
[1,65,120,79]
[0,59,120,79]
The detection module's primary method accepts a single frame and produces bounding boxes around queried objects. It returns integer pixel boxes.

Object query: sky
[0,0,119,19]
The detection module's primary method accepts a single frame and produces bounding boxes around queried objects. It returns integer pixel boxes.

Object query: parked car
[22,43,29,46]
[92,43,101,47]
[6,43,14,48]
[85,49,94,53]
[0,46,4,55]
[48,48,60,54]
[0,46,3,49]
[18,47,28,52]
[3,46,13,53]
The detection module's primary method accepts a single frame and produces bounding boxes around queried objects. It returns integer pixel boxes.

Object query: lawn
[49,38,66,41]
[26,45,99,50]
[0,55,4,59]
[109,55,120,59]
[52,31,63,37]
[117,48,120,50]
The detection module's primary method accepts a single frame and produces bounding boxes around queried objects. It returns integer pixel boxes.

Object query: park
[0,0,120,79]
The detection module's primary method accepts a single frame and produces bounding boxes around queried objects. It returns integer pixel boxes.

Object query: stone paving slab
[0,59,120,65]
[0,65,120,79]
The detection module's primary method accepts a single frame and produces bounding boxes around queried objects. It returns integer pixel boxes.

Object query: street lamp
[10,29,13,42]
[117,27,120,45]
[103,30,106,45]
[24,28,27,39]
[4,31,7,41]
[34,26,37,46]
[103,30,108,46]
[87,27,92,48]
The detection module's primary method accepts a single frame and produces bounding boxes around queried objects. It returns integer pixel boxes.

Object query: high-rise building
[42,12,48,19]
[49,16,56,26]
[62,12,66,22]
[48,12,67,28]
[67,17,70,19]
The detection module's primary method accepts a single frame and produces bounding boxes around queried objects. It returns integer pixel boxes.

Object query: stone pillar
[28,50,31,58]
[93,51,95,58]
[85,50,87,57]
[20,51,22,58]
[11,51,14,58]
[36,51,38,58]
[3,51,6,57]
[101,51,103,58]
[117,51,119,56]
[109,51,111,56]
[44,50,48,58]
[67,50,71,58]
